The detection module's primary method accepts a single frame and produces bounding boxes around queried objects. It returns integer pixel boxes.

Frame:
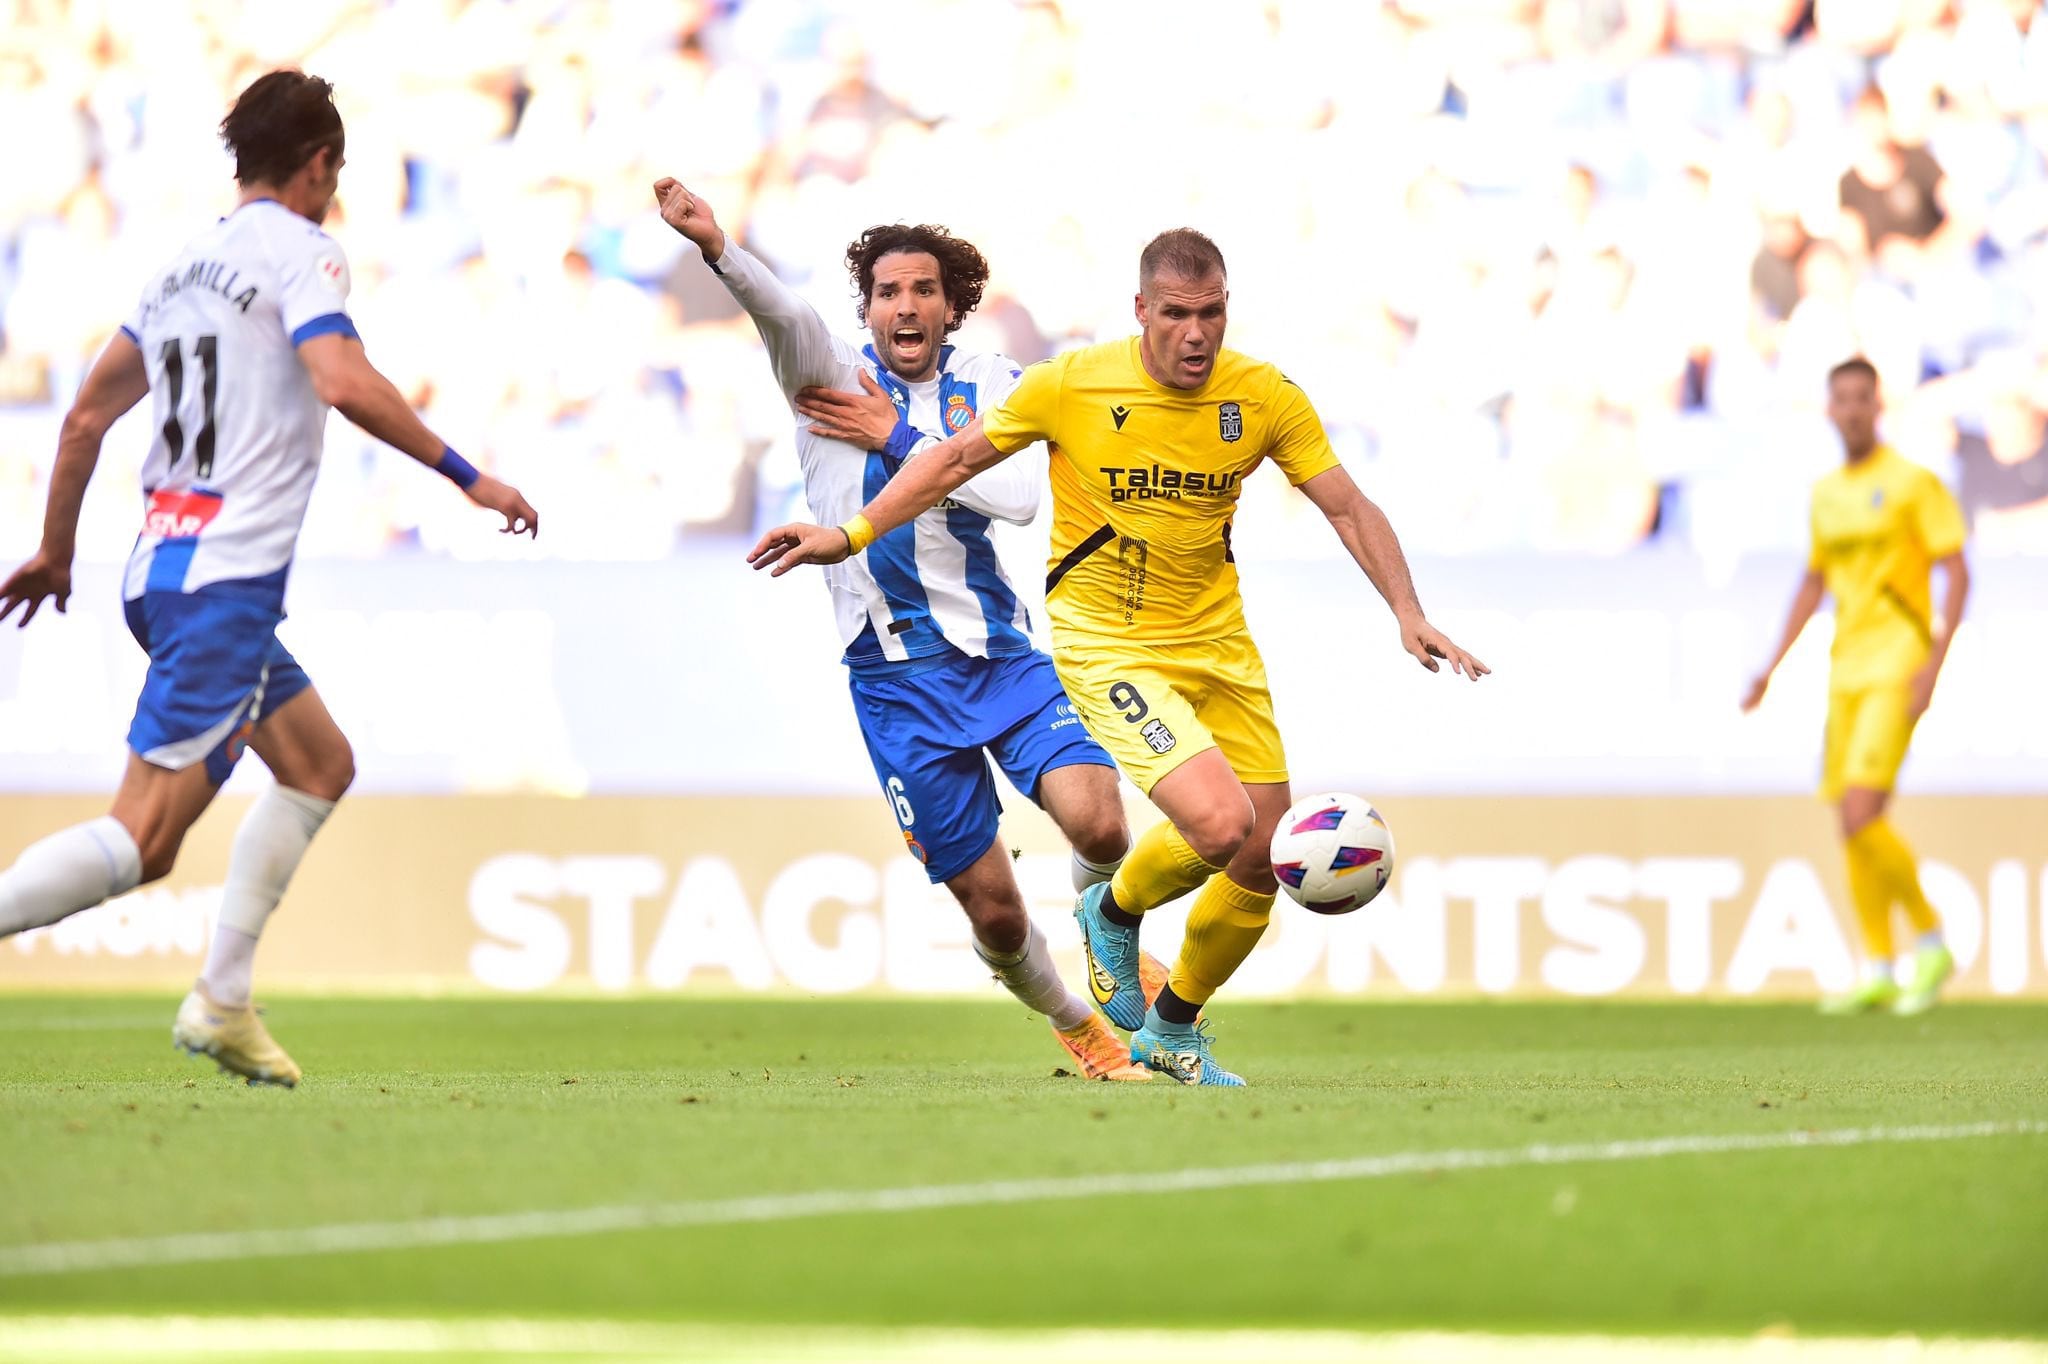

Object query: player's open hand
[1400,615,1489,679]
[0,552,70,628]
[796,370,899,449]
[748,522,852,576]
[1739,672,1771,713]
[466,473,540,538]
[652,177,726,259]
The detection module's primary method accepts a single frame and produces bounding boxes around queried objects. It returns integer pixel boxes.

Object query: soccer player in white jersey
[654,176,1154,1081]
[0,71,537,1086]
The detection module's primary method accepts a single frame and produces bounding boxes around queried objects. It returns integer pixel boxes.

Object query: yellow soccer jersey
[982,338,1340,643]
[1808,445,1967,689]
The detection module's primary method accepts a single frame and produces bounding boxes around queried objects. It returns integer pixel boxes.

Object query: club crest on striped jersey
[945,393,974,431]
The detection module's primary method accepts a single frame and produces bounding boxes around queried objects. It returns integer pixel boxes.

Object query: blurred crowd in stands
[1,0,2044,569]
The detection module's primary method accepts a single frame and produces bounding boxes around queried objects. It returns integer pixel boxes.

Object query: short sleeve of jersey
[1264,373,1342,486]
[119,288,149,345]
[982,355,1065,455]
[276,229,356,347]
[1909,471,1967,559]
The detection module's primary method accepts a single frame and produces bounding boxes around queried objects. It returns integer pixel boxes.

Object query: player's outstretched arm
[1298,466,1489,679]
[747,417,1009,575]
[297,334,538,537]
[795,372,1041,525]
[0,331,148,628]
[1741,568,1825,712]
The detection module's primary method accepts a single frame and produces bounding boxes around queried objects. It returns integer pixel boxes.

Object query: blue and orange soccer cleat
[1130,1017,1245,1087]
[1074,883,1146,1030]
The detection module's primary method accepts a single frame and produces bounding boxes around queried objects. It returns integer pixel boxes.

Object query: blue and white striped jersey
[120,200,357,611]
[711,241,1041,677]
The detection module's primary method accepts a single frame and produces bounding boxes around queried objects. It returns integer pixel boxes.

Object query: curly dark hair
[220,69,344,187]
[845,224,990,336]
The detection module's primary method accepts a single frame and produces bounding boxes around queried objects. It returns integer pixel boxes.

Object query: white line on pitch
[1,1119,2040,1279]
[2,1317,2043,1362]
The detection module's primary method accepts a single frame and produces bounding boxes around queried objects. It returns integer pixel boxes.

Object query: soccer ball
[1269,792,1395,915]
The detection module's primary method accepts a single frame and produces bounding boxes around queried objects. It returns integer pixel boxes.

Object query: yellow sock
[1843,829,1895,959]
[1168,873,1277,1005]
[1109,820,1220,915]
[1856,818,1939,936]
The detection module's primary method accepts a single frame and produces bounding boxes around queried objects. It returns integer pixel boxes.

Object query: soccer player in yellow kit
[1744,357,1968,1015]
[752,230,1487,1084]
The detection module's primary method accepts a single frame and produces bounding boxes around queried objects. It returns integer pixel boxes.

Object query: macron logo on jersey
[144,488,224,539]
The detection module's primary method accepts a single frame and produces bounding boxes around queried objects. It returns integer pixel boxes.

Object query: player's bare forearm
[1929,552,1969,675]
[1743,570,1824,711]
[1298,466,1487,678]
[329,363,446,464]
[860,421,1005,538]
[748,420,1011,575]
[1299,467,1422,619]
[1769,572,1826,672]
[297,334,536,536]
[42,333,149,560]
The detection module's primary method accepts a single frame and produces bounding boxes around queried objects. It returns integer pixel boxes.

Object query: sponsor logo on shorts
[1140,719,1177,754]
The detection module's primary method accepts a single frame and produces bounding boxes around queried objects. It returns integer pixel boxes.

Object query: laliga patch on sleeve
[314,249,350,296]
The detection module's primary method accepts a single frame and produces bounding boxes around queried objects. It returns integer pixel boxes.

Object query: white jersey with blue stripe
[710,241,1042,677]
[120,199,356,610]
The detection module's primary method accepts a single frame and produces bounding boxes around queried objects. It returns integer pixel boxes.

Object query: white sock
[0,816,142,938]
[1070,849,1124,893]
[1917,930,1944,952]
[975,920,1092,1030]
[1864,958,1896,985]
[199,785,333,1007]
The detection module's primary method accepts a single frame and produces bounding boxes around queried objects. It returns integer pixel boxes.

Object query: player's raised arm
[654,177,841,396]
[296,334,537,536]
[0,330,150,627]
[1296,465,1489,679]
[747,416,1009,574]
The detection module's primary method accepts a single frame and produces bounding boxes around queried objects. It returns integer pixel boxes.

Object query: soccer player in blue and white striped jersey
[655,177,1152,1080]
[0,71,538,1085]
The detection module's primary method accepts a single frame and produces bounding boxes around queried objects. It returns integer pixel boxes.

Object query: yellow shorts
[1821,684,1917,801]
[1051,630,1288,794]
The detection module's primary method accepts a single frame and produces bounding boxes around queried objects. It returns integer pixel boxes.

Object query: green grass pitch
[0,996,2042,1356]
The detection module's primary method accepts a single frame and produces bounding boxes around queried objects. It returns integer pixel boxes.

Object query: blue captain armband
[436,446,481,490]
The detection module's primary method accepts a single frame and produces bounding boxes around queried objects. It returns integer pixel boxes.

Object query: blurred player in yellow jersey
[1744,357,1969,1016]
[752,230,1487,1084]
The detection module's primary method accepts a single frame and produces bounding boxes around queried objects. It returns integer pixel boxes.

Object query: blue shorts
[849,650,1113,884]
[123,589,312,786]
